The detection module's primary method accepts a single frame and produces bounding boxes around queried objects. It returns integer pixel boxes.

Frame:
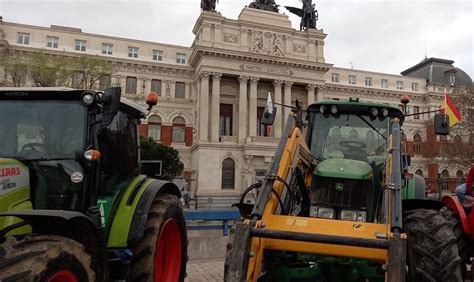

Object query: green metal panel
[402,177,416,200]
[106,175,154,248]
[314,159,373,180]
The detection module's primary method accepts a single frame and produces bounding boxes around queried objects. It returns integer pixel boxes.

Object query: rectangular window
[151,79,162,95]
[153,50,163,61]
[396,81,404,90]
[16,33,30,45]
[176,53,186,64]
[46,36,58,48]
[148,124,161,141]
[257,107,269,136]
[102,43,113,55]
[72,71,84,88]
[414,106,420,120]
[365,77,373,87]
[412,83,419,92]
[175,82,185,98]
[220,104,233,136]
[75,40,86,51]
[128,47,139,58]
[331,73,340,83]
[450,75,456,85]
[348,75,356,85]
[125,76,137,94]
[172,126,185,143]
[99,74,111,90]
[381,79,389,88]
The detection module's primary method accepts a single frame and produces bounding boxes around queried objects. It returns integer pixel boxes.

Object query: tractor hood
[314,159,373,180]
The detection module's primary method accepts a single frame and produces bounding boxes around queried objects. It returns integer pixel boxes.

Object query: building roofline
[1,20,192,51]
[401,57,455,76]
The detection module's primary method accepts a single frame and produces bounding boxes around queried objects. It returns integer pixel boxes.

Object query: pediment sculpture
[249,31,285,57]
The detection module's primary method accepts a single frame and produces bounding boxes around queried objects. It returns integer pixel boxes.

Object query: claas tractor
[225,98,462,281]
[0,87,187,282]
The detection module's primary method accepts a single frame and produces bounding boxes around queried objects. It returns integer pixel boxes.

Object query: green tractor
[0,87,187,281]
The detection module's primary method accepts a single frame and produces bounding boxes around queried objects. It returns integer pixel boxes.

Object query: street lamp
[437,172,442,200]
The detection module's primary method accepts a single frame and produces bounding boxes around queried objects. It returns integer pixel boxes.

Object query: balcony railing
[249,136,280,144]
[220,136,238,143]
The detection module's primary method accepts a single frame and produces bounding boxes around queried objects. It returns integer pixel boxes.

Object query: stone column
[306,84,317,106]
[248,77,259,137]
[199,72,211,142]
[283,81,293,121]
[185,82,191,100]
[273,80,284,138]
[238,75,249,143]
[211,72,222,142]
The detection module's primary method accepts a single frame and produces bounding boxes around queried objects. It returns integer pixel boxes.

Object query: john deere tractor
[225,99,462,281]
[0,87,187,281]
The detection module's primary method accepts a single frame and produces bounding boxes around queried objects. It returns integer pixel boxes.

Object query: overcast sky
[1,0,472,77]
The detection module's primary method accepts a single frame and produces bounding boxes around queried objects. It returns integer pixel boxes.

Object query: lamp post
[437,172,442,200]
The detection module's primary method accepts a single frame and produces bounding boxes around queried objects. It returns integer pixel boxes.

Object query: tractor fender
[0,210,107,281]
[441,195,473,237]
[127,179,181,245]
[413,174,426,199]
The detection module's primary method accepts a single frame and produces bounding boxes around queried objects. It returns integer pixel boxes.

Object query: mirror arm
[403,109,442,117]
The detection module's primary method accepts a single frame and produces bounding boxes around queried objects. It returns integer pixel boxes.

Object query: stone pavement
[186,259,224,282]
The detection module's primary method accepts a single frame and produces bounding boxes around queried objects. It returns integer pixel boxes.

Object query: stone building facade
[0,7,471,208]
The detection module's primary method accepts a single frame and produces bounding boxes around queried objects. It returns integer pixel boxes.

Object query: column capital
[273,79,284,86]
[199,71,211,79]
[212,72,222,80]
[284,81,294,87]
[238,75,249,83]
[306,83,317,90]
[250,76,260,84]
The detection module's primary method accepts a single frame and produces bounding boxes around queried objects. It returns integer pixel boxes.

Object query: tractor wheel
[0,235,94,282]
[440,206,470,275]
[403,208,463,282]
[130,193,187,282]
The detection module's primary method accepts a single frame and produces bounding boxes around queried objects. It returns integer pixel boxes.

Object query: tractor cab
[305,100,404,223]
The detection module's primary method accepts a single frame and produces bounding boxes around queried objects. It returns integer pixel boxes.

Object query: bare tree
[0,52,28,86]
[29,53,73,87]
[72,55,112,89]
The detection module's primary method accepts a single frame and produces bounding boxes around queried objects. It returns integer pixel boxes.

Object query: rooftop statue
[201,0,218,12]
[248,0,279,13]
[285,0,318,31]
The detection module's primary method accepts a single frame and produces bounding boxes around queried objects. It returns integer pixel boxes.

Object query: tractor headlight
[330,105,338,115]
[340,209,367,222]
[381,108,389,117]
[319,105,327,114]
[81,92,95,106]
[310,206,335,219]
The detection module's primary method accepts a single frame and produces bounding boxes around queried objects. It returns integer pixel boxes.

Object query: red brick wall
[185,127,193,146]
[139,124,148,138]
[161,125,172,145]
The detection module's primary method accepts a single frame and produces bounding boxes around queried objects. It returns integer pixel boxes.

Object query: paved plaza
[186,259,225,282]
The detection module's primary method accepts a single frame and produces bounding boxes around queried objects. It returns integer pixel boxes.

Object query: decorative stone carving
[306,83,317,90]
[240,64,294,76]
[249,30,285,57]
[224,34,238,43]
[250,77,260,84]
[199,71,211,78]
[273,80,284,86]
[212,72,222,80]
[242,155,254,190]
[238,75,250,83]
[293,44,306,53]
[284,81,294,87]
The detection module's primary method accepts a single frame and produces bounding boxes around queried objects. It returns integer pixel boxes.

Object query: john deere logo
[335,183,344,191]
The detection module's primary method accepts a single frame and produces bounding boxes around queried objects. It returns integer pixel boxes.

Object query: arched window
[172,117,186,143]
[148,115,161,141]
[413,133,422,155]
[221,158,235,189]
[441,169,450,191]
[456,170,465,186]
[415,169,423,177]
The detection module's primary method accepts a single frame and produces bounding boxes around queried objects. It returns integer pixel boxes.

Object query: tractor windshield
[309,112,389,164]
[0,101,86,210]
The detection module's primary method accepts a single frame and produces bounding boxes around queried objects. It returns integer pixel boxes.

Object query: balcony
[249,136,279,144]
[220,136,238,143]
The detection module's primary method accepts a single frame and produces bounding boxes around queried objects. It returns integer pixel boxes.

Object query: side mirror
[261,107,277,126]
[434,114,450,135]
[101,87,122,127]
[140,160,162,178]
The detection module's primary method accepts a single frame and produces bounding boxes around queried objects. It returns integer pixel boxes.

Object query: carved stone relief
[293,44,306,53]
[224,34,238,43]
[249,30,285,57]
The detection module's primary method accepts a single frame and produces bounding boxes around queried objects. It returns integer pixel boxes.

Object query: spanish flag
[441,91,462,126]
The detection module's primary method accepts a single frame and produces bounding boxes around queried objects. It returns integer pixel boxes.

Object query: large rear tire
[403,208,463,282]
[130,193,187,282]
[0,235,95,282]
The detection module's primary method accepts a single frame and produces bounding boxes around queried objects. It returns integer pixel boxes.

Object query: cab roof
[0,87,147,118]
[308,99,403,117]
